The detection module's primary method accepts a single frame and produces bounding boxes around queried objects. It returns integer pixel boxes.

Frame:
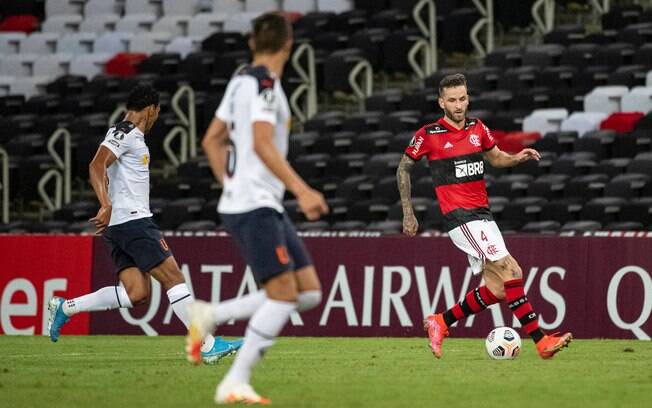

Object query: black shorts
[103,217,172,274]
[220,207,313,284]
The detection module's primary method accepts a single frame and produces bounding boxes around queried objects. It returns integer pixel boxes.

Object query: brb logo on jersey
[469,134,481,147]
[454,159,484,178]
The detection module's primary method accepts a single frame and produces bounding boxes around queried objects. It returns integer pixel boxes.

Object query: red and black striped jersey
[404,117,496,231]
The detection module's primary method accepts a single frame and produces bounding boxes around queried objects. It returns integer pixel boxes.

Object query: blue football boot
[201,336,244,365]
[48,297,70,342]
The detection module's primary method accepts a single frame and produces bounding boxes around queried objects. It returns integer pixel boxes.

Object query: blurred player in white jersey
[47,85,242,364]
[188,13,329,405]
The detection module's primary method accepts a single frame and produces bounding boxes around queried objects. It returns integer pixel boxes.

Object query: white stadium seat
[33,54,73,79]
[116,14,158,33]
[522,108,569,134]
[0,76,14,96]
[165,37,201,59]
[84,0,119,16]
[79,14,121,33]
[57,33,97,55]
[245,0,280,12]
[45,0,82,17]
[126,0,161,16]
[20,33,60,54]
[224,12,261,33]
[0,33,26,55]
[583,86,629,114]
[212,0,245,14]
[317,0,352,13]
[0,54,38,77]
[41,14,83,34]
[129,32,173,54]
[188,13,228,37]
[10,76,50,98]
[94,32,134,54]
[621,86,652,114]
[284,0,317,13]
[163,0,201,16]
[560,112,608,137]
[69,53,113,79]
[152,16,190,37]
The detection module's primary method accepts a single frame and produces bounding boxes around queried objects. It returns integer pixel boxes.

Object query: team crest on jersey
[113,130,125,140]
[261,88,275,111]
[469,134,481,147]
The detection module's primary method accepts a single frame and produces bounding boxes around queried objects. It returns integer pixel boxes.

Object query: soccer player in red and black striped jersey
[396,73,572,359]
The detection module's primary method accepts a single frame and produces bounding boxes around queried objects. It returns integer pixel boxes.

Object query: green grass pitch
[1,336,651,408]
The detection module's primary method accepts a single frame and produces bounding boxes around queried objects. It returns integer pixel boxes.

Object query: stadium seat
[45,0,81,17]
[0,33,26,54]
[487,174,533,199]
[165,37,200,59]
[581,197,627,224]
[68,53,111,79]
[501,197,547,225]
[126,0,160,15]
[0,54,38,77]
[619,197,652,226]
[604,173,650,199]
[116,14,157,33]
[565,174,608,200]
[584,86,629,114]
[42,14,83,34]
[0,15,40,33]
[84,0,119,16]
[20,33,59,54]
[521,220,561,233]
[129,32,172,54]
[593,158,631,177]
[224,12,261,33]
[318,0,354,13]
[163,0,200,16]
[284,0,317,13]
[79,14,120,33]
[188,13,227,37]
[621,87,652,114]
[94,32,133,54]
[543,24,585,45]
[522,108,569,134]
[244,0,279,12]
[561,112,608,137]
[152,16,190,37]
[561,220,602,232]
[600,112,644,133]
[33,54,73,79]
[105,52,148,77]
[57,33,96,55]
[528,174,568,200]
[363,153,402,179]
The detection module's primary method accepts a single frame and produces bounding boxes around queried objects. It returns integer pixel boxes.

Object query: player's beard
[444,106,466,126]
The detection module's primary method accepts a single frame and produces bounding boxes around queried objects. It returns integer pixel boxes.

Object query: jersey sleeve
[100,127,132,159]
[250,79,278,125]
[215,82,232,122]
[404,127,430,161]
[479,120,496,151]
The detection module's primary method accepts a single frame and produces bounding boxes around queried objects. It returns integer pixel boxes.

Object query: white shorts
[448,220,509,275]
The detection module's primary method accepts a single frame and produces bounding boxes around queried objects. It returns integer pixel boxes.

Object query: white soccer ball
[485,326,521,360]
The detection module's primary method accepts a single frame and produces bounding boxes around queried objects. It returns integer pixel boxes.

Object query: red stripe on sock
[478,286,499,305]
[524,320,540,334]
[451,304,465,320]
[465,291,482,313]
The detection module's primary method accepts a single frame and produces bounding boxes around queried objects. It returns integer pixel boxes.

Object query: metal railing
[0,147,8,223]
[532,0,556,34]
[410,0,437,77]
[349,60,374,111]
[289,43,318,123]
[108,104,126,126]
[38,128,71,211]
[589,0,610,14]
[471,0,495,57]
[170,85,196,159]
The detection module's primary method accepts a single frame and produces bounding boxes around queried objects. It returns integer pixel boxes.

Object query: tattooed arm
[397,154,419,236]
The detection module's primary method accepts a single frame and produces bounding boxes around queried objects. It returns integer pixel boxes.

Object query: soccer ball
[485,327,521,360]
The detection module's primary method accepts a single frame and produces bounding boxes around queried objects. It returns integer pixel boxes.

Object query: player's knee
[485,279,505,300]
[265,272,298,302]
[297,289,322,312]
[507,258,523,280]
[127,286,149,306]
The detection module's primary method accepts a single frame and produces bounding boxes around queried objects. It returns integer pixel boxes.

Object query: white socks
[297,290,322,312]
[167,283,215,353]
[223,299,296,385]
[62,286,133,316]
[211,291,267,326]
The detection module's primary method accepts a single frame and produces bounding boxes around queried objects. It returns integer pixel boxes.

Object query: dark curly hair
[126,85,160,111]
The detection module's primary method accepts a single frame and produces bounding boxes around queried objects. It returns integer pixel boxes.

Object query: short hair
[126,85,159,111]
[438,73,468,96]
[251,12,292,55]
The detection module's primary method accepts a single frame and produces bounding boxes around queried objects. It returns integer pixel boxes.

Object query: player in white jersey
[47,85,242,364]
[186,13,329,405]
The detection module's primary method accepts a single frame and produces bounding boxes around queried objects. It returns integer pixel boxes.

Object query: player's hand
[89,205,112,235]
[402,213,418,236]
[297,188,329,221]
[515,148,541,163]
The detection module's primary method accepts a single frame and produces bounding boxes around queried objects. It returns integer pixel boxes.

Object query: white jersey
[99,121,153,226]
[216,65,291,214]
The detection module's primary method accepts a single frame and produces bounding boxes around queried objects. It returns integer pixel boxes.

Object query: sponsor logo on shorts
[276,245,290,265]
